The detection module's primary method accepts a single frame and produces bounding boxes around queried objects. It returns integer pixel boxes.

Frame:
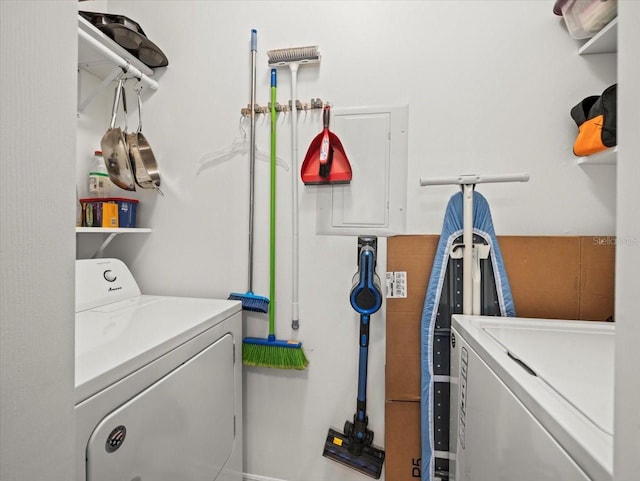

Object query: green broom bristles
[243,336,308,370]
[242,70,309,372]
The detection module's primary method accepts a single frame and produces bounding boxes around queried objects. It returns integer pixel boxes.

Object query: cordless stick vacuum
[324,236,385,479]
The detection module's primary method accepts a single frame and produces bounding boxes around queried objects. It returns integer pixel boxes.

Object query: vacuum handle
[350,239,382,315]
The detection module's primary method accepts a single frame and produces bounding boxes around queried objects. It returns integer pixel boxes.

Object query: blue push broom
[242,69,308,370]
[228,30,269,313]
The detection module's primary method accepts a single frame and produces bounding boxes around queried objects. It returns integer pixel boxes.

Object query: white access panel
[86,334,235,481]
[316,104,408,236]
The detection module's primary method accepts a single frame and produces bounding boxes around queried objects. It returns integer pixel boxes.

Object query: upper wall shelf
[77,15,158,112]
[78,15,156,85]
[578,17,618,55]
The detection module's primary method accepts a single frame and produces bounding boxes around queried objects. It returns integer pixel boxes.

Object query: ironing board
[418,173,528,480]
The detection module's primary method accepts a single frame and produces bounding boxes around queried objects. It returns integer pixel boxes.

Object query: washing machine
[449,315,613,481]
[74,258,243,481]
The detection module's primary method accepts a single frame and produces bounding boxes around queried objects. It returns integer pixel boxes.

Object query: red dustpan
[301,105,352,185]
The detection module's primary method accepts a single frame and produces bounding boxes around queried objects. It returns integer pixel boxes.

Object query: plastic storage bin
[115,198,138,228]
[80,198,138,228]
[560,0,617,39]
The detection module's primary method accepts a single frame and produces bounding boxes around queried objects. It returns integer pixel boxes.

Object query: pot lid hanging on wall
[79,11,168,68]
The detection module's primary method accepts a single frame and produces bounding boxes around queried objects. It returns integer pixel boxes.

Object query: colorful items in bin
[80,198,138,228]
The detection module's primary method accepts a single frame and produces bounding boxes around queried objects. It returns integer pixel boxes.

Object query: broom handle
[269,69,277,337]
[248,29,257,291]
[290,64,300,330]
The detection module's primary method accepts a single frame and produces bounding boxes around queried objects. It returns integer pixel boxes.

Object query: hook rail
[240,98,325,116]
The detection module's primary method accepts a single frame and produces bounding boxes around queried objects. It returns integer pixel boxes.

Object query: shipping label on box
[386,271,407,298]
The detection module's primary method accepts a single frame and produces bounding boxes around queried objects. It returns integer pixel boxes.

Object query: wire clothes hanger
[197,114,289,174]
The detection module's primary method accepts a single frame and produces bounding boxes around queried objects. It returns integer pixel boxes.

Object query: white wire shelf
[576,147,617,165]
[76,227,152,234]
[578,17,618,55]
[77,15,159,112]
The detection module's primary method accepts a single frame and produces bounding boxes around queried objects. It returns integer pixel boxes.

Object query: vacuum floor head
[323,428,385,479]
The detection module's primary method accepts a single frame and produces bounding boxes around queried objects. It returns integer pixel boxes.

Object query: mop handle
[248,29,257,290]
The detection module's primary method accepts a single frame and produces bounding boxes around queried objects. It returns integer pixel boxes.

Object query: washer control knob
[103,270,117,282]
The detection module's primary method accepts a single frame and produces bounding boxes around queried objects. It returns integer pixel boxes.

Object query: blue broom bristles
[228,291,270,313]
[243,335,309,370]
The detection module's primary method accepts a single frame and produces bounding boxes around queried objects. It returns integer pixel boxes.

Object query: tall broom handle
[290,63,300,330]
[269,69,277,338]
[248,29,257,291]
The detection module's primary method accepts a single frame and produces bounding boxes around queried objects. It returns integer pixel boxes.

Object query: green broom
[242,68,308,370]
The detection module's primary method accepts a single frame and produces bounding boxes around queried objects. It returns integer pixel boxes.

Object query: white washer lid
[483,321,614,435]
[75,295,240,403]
[452,315,613,481]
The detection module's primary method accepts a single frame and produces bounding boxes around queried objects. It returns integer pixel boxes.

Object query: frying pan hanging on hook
[126,85,163,195]
[100,77,136,191]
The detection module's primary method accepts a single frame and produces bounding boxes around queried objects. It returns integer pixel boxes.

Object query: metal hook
[239,114,248,140]
[133,79,144,94]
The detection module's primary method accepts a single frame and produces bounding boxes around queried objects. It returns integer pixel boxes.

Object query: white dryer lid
[452,315,614,481]
[75,295,240,404]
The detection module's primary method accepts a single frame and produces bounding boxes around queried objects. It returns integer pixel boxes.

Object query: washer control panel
[75,258,142,312]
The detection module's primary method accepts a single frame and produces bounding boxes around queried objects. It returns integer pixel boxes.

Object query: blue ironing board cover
[420,191,515,480]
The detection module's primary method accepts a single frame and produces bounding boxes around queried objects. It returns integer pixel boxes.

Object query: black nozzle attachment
[323,427,385,479]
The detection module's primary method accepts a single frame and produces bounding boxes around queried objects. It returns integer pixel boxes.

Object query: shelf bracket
[77,27,158,113]
[92,232,119,259]
[78,65,122,113]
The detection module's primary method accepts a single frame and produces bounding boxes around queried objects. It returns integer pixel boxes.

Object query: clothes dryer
[75,258,242,481]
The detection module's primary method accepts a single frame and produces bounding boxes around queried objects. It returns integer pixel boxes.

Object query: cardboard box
[386,236,439,401]
[385,235,615,402]
[579,236,615,321]
[385,401,422,481]
[384,235,615,479]
[499,236,582,320]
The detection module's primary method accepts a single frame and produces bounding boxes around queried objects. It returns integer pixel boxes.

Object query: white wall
[614,1,640,479]
[0,2,77,481]
[76,2,620,480]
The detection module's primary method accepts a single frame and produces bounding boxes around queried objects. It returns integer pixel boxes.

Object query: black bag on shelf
[570,84,617,156]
